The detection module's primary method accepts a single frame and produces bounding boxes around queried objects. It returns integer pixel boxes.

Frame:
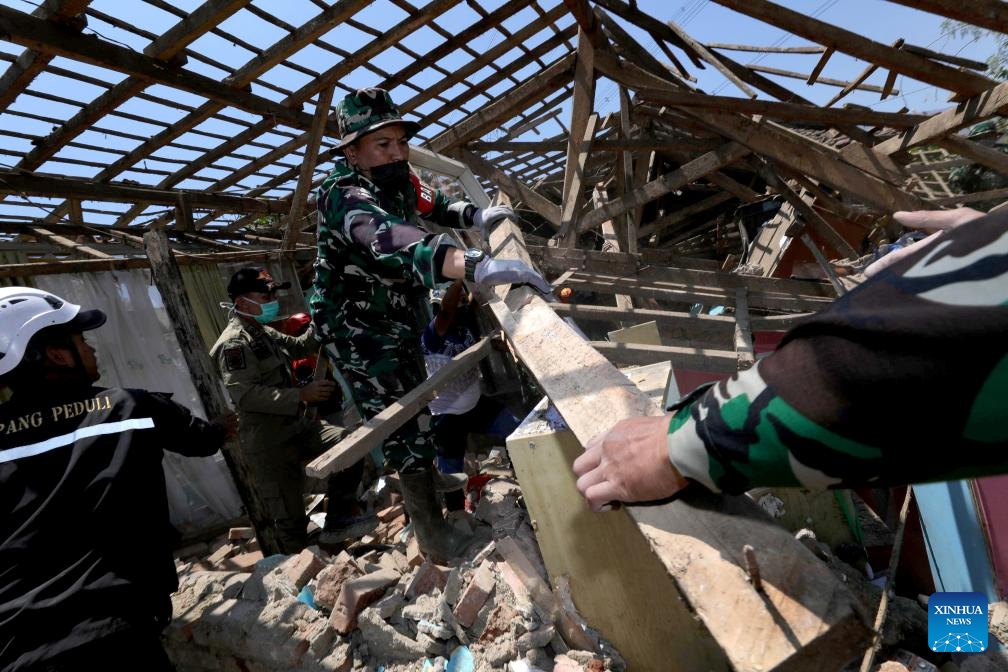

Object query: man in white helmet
[0,286,237,671]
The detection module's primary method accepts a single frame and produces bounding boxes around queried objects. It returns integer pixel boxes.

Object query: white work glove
[473,257,551,294]
[472,205,515,239]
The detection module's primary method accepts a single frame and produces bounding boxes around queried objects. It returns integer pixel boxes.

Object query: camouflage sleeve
[321,183,460,289]
[666,209,1008,495]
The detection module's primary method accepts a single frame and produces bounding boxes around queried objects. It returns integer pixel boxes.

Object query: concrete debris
[168,460,959,672]
[166,463,624,672]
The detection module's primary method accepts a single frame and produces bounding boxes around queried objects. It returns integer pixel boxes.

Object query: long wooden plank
[35,0,372,226]
[873,80,1008,157]
[709,0,994,97]
[938,134,1008,178]
[636,87,927,128]
[428,54,575,153]
[882,0,1008,33]
[697,111,930,212]
[453,148,561,228]
[0,0,91,110]
[282,85,334,250]
[0,6,312,129]
[562,272,834,313]
[490,273,869,668]
[305,338,492,478]
[143,226,282,555]
[0,170,284,213]
[577,142,751,234]
[553,302,810,337]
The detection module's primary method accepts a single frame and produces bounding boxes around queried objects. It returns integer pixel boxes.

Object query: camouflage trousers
[323,338,437,472]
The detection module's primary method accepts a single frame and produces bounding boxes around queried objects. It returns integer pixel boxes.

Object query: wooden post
[282,85,335,251]
[143,225,281,555]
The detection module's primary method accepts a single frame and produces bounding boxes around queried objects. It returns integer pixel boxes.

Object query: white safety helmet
[0,286,106,376]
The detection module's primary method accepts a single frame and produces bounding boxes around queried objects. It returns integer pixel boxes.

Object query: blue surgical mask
[254,299,280,324]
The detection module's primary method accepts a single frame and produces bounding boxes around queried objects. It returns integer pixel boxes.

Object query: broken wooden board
[493,290,870,671]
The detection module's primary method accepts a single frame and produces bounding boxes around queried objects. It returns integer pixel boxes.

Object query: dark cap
[227,268,291,299]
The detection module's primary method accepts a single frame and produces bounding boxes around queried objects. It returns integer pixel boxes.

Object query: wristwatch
[463,248,486,281]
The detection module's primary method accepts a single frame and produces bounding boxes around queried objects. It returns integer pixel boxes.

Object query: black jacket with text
[0,384,227,671]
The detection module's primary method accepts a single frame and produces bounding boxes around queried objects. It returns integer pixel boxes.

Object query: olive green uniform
[210,315,360,553]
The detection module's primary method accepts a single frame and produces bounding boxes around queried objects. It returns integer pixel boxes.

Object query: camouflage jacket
[667,209,1008,494]
[310,162,475,346]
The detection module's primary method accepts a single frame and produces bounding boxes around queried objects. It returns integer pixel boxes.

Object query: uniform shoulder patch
[223,346,246,371]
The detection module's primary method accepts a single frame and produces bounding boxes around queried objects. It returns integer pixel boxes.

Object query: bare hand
[573,414,689,512]
[864,207,986,278]
[213,410,239,440]
[299,379,336,405]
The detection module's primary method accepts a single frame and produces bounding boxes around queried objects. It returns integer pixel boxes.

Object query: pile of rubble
[166,474,625,672]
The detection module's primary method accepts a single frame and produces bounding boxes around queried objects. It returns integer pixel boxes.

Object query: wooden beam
[593,0,757,96]
[562,270,835,313]
[0,5,313,130]
[930,187,1008,207]
[0,0,90,110]
[488,236,869,671]
[752,161,860,260]
[636,87,926,128]
[937,134,1008,178]
[143,225,282,554]
[874,80,1008,157]
[305,338,492,477]
[705,43,826,54]
[427,54,575,153]
[694,111,930,212]
[0,171,285,213]
[453,148,561,228]
[553,301,810,339]
[823,39,902,108]
[594,186,634,313]
[174,193,193,233]
[747,64,898,95]
[559,113,599,247]
[596,7,690,85]
[28,225,110,259]
[616,88,638,253]
[577,142,751,234]
[709,0,995,97]
[639,191,736,241]
[900,43,988,72]
[881,0,1008,34]
[282,85,334,251]
[591,340,740,370]
[558,21,598,247]
[807,46,835,85]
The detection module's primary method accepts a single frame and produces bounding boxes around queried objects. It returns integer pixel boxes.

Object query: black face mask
[369,159,411,193]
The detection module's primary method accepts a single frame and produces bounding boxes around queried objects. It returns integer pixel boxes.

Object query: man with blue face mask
[211,267,372,555]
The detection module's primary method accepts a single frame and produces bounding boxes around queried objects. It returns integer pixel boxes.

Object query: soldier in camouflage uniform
[211,268,371,555]
[309,88,550,560]
[574,207,1008,509]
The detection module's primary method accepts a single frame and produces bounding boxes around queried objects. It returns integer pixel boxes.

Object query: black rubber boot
[399,465,477,562]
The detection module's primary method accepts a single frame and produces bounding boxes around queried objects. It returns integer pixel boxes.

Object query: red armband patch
[223,346,246,371]
[410,172,435,216]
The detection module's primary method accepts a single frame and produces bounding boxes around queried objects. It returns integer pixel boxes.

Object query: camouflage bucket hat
[336,87,420,149]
